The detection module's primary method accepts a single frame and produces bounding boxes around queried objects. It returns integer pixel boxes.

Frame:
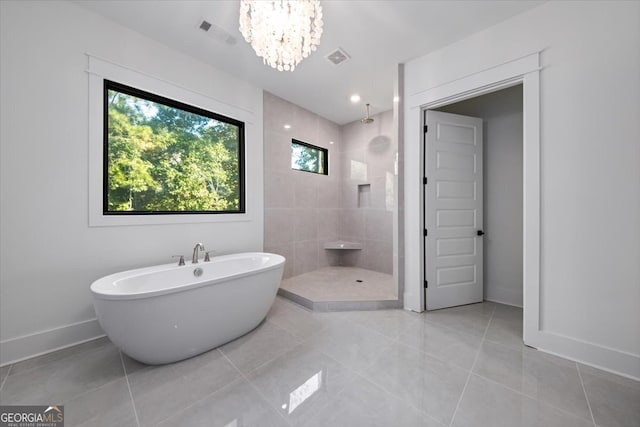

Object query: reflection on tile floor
[1,297,638,427]
[280,266,397,302]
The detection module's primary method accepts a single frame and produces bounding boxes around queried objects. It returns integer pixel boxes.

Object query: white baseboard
[0,318,105,367]
[533,329,640,381]
[484,297,523,308]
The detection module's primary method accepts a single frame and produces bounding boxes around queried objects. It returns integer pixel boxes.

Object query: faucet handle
[172,255,185,266]
[204,250,216,262]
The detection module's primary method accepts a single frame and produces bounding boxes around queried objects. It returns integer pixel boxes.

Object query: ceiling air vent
[199,20,212,32]
[196,18,237,46]
[325,48,351,66]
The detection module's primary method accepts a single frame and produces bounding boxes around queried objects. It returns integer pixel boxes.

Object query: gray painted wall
[437,85,523,306]
[0,1,264,364]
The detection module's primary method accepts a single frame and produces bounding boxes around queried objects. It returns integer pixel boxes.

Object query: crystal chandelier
[239,0,324,72]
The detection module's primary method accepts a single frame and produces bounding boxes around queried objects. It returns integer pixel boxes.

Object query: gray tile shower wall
[264,92,342,278]
[264,92,396,277]
[337,109,395,274]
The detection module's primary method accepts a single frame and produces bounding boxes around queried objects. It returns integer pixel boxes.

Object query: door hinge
[423,177,428,185]
[424,229,428,236]
[424,280,428,289]
[424,125,428,133]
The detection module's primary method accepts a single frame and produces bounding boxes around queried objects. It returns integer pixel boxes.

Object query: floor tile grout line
[341,315,405,342]
[268,331,405,422]
[422,315,490,340]
[453,304,598,425]
[349,368,446,427]
[266,313,329,342]
[297,333,384,374]
[231,340,308,379]
[57,376,133,409]
[448,302,495,427]
[9,361,129,409]
[476,334,528,353]
[481,335,524,350]
[339,303,497,373]
[0,365,12,391]
[9,348,133,408]
[5,338,112,379]
[266,318,307,345]
[387,313,483,371]
[576,363,598,427]
[467,371,597,424]
[147,349,269,427]
[386,332,473,374]
[149,375,247,426]
[218,324,306,378]
[360,348,452,425]
[457,307,597,424]
[234,303,352,377]
[218,349,294,426]
[119,351,141,427]
[288,328,438,421]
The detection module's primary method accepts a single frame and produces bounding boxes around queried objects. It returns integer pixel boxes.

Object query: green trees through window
[104,80,244,214]
[291,139,328,175]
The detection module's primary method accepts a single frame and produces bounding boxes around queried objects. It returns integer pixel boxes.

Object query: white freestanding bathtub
[91,252,285,364]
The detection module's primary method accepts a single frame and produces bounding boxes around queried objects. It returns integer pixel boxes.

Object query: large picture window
[103,80,244,215]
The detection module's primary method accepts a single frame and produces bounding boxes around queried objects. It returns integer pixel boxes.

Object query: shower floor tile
[279,266,397,302]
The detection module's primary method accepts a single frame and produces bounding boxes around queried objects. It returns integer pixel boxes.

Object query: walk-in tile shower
[263,92,402,310]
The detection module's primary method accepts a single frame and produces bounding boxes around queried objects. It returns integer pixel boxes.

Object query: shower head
[360,103,374,124]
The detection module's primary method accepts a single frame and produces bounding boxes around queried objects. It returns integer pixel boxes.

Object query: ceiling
[77,0,544,124]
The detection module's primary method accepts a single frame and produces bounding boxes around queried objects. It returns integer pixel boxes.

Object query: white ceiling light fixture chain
[239,0,324,72]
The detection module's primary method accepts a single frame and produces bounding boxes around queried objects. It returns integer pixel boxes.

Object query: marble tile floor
[279,266,397,302]
[0,297,638,427]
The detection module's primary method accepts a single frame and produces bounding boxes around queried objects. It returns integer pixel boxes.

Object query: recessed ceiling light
[350,94,361,103]
[283,124,291,130]
[329,141,335,145]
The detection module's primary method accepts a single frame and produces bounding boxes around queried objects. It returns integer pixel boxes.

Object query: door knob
[477,230,485,236]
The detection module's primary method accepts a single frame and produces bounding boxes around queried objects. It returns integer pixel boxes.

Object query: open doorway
[405,51,540,349]
[423,84,524,340]
[433,84,523,307]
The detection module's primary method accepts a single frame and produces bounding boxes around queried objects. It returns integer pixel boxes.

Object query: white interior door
[424,110,483,310]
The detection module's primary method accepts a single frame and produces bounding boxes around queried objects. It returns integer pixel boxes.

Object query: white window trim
[87,55,257,227]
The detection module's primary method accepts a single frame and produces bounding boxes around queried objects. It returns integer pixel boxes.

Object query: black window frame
[103,79,245,215]
[291,139,329,176]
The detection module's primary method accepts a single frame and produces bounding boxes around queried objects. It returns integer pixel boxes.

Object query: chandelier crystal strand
[239,0,323,72]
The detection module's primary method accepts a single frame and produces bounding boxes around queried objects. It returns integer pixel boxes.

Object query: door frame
[405,52,541,348]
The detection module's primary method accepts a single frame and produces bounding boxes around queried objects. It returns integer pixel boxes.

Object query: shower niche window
[291,139,328,175]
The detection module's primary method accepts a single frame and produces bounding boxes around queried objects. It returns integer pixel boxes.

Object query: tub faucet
[192,243,205,264]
